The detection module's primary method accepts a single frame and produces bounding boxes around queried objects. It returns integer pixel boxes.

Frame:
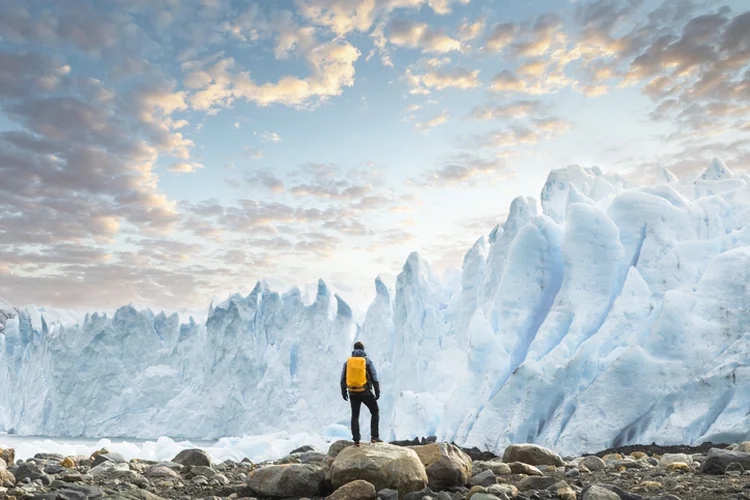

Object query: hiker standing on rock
[341,341,381,446]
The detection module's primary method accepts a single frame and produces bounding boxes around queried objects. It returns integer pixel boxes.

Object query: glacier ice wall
[1,159,749,456]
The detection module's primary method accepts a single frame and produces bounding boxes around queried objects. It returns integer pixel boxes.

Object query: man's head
[353,341,364,351]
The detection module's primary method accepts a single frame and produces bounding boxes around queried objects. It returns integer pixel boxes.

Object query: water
[0,431,340,463]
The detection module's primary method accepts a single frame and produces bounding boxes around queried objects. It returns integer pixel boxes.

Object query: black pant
[350,393,379,442]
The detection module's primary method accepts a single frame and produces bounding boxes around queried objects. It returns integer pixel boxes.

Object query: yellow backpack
[346,357,367,392]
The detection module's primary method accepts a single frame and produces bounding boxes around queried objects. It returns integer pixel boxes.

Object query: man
[341,341,381,446]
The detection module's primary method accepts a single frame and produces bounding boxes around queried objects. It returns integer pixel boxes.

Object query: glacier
[1,158,749,457]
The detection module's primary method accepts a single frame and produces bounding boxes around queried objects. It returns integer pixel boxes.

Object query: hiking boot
[371,438,383,443]
[354,441,361,447]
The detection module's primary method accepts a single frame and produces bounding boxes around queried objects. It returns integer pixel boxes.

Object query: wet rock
[518,476,558,491]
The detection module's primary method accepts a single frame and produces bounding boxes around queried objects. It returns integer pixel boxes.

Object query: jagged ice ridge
[1,159,750,456]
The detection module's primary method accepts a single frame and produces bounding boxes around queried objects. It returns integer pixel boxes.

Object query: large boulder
[659,453,692,467]
[172,449,212,467]
[331,443,428,496]
[0,448,15,466]
[14,462,47,482]
[701,448,750,474]
[0,465,15,487]
[247,464,325,497]
[327,480,378,500]
[410,443,472,490]
[501,444,564,467]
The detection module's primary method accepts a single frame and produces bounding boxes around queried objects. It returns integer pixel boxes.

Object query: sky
[1,0,749,317]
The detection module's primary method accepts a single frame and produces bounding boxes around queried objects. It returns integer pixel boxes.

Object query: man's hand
[375,391,380,400]
[342,391,348,401]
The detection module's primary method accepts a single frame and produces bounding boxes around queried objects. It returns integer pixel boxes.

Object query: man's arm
[367,360,380,399]
[340,362,348,400]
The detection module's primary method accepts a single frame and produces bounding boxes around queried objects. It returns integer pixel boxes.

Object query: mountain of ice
[1,158,749,456]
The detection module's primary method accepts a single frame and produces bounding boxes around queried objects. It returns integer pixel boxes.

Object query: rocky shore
[1,439,750,500]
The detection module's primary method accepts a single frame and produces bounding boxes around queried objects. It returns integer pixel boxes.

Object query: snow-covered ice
[1,159,749,456]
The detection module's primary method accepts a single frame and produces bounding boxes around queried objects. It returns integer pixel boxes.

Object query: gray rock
[45,464,65,475]
[92,452,126,468]
[246,464,325,498]
[518,476,558,491]
[192,475,209,486]
[582,485,620,500]
[506,462,543,476]
[436,491,452,500]
[331,443,428,497]
[299,451,327,464]
[581,456,606,472]
[725,461,745,473]
[582,484,644,500]
[89,462,131,479]
[486,484,515,499]
[327,479,378,500]
[377,488,399,500]
[701,448,750,475]
[101,491,167,500]
[410,443,472,491]
[328,441,356,459]
[145,466,180,480]
[189,466,218,478]
[472,461,511,476]
[469,470,496,487]
[15,462,45,481]
[34,453,65,463]
[501,444,564,467]
[209,473,229,485]
[172,449,212,468]
[0,465,16,486]
[51,483,105,498]
[403,487,436,500]
[659,454,692,467]
[565,468,580,477]
[291,445,318,454]
[470,494,505,500]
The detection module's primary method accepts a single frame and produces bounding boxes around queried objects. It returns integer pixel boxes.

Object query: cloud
[484,22,519,52]
[295,0,472,37]
[184,37,361,111]
[414,153,510,186]
[168,162,204,173]
[469,100,548,120]
[260,131,282,142]
[405,67,481,94]
[415,111,449,131]
[387,18,461,53]
[458,18,485,41]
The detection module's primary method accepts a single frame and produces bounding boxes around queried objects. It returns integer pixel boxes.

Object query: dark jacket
[341,349,380,398]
